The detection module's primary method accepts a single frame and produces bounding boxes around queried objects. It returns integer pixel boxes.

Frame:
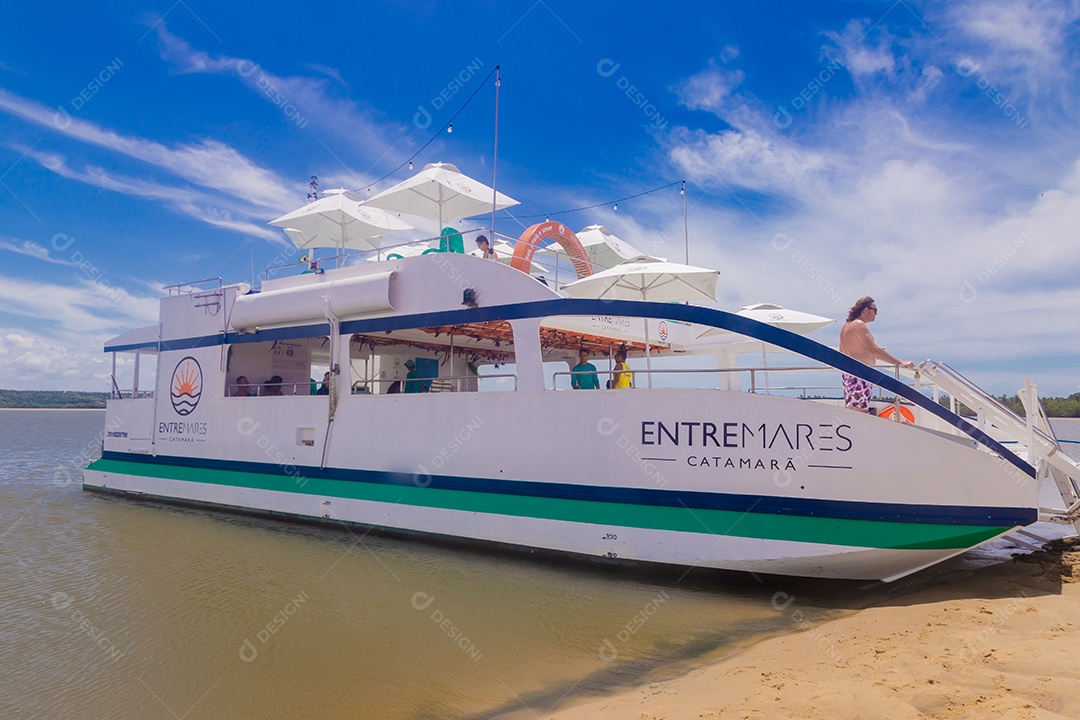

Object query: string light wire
[517,180,683,219]
[355,66,500,193]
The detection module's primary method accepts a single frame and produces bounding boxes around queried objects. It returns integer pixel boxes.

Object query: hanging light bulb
[409,161,413,170]
[447,122,453,134]
[613,203,618,211]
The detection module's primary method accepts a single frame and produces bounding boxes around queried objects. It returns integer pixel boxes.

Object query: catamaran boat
[84,221,1080,582]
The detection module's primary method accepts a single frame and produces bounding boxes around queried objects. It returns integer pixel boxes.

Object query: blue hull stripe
[99,451,1037,527]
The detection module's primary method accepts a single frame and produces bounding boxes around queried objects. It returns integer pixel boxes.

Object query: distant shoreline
[0,389,108,410]
[0,407,105,411]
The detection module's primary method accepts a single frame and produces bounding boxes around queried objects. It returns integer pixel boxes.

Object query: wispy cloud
[949,0,1074,73]
[669,126,826,196]
[0,86,296,211]
[936,0,1080,121]
[674,62,746,116]
[0,273,159,336]
[823,19,899,79]
[0,270,162,390]
[0,329,114,388]
[0,237,71,265]
[151,22,412,177]
[15,145,288,244]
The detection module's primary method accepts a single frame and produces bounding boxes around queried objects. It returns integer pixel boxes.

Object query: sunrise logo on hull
[170,357,203,416]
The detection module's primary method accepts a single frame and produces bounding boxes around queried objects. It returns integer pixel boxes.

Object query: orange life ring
[879,405,915,424]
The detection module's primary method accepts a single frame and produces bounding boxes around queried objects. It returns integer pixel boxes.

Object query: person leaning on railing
[232,376,255,397]
[263,375,284,396]
[838,296,913,413]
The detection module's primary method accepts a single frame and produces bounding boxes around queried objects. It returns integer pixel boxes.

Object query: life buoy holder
[510,221,593,279]
[879,404,915,424]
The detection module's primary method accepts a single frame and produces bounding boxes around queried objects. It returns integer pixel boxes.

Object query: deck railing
[553,364,857,392]
[227,373,519,397]
[551,363,915,405]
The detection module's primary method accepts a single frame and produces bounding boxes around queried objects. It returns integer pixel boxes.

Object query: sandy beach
[546,538,1080,720]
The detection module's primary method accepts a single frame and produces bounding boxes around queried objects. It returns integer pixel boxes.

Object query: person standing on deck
[839,296,914,413]
[571,349,600,390]
[612,348,634,389]
[475,235,497,261]
[232,376,254,397]
[403,360,423,394]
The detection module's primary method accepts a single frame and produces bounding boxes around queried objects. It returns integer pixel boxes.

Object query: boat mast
[682,180,688,265]
[490,65,501,242]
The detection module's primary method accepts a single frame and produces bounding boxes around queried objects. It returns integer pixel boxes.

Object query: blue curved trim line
[104,341,158,352]
[142,297,1036,479]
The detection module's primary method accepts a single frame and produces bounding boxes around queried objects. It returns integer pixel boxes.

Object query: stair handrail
[918,360,1059,448]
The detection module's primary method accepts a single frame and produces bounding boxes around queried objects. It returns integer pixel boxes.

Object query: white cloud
[952,0,1070,67]
[824,19,898,78]
[674,63,746,116]
[0,271,162,390]
[658,15,1080,395]
[0,86,296,212]
[0,330,112,389]
[936,0,1080,118]
[669,127,826,195]
[15,146,288,244]
[152,23,412,175]
[0,237,70,265]
[302,63,349,88]
[0,274,158,337]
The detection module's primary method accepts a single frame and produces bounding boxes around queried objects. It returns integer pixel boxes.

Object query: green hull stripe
[86,458,1008,550]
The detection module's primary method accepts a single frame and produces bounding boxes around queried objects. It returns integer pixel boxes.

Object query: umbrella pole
[609,343,615,390]
[644,320,653,388]
[339,223,345,268]
[640,290,653,388]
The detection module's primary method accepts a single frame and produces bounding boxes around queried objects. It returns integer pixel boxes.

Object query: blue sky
[0,1,1077,396]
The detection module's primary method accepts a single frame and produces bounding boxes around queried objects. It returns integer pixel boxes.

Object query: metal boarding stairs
[916,361,1080,546]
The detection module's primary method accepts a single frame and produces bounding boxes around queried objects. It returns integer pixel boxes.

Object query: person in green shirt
[403,359,423,393]
[571,349,600,390]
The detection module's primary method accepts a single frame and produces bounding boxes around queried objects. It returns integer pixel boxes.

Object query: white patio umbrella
[562,259,720,386]
[696,303,834,339]
[563,260,719,303]
[269,189,414,257]
[365,162,520,229]
[573,225,658,271]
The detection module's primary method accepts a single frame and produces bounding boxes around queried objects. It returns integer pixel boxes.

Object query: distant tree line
[997,393,1080,418]
[0,389,108,409]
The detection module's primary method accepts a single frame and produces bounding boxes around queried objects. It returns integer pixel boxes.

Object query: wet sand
[545,537,1080,719]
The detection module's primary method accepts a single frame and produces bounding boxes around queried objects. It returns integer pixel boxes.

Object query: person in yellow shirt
[612,348,633,389]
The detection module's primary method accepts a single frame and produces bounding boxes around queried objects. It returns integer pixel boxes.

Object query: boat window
[226,337,328,397]
[110,350,157,399]
[348,321,516,394]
